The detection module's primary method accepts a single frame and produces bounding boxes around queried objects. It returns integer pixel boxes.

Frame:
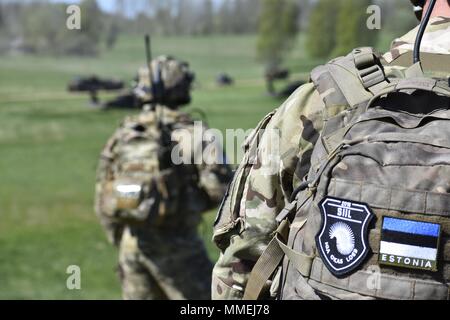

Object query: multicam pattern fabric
[212,17,450,300]
[212,84,325,299]
[384,17,450,63]
[96,104,233,300]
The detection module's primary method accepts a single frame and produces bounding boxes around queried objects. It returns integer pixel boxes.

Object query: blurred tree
[115,0,126,17]
[173,0,197,35]
[332,0,378,57]
[216,0,234,34]
[106,22,120,49]
[132,12,153,34]
[102,0,125,50]
[215,0,260,34]
[110,0,261,36]
[228,0,259,34]
[297,0,315,31]
[256,0,299,72]
[378,0,418,39]
[77,0,104,54]
[146,0,177,35]
[198,0,214,35]
[0,3,4,29]
[305,0,339,59]
[0,3,22,54]
[0,3,7,54]
[154,6,172,35]
[80,0,104,45]
[19,0,104,56]
[21,3,65,54]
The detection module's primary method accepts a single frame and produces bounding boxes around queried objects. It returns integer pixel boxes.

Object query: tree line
[256,0,418,72]
[0,0,418,64]
[0,0,106,55]
[305,0,417,59]
[0,0,262,56]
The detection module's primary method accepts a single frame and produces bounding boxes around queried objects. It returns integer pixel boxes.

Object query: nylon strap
[353,47,389,94]
[243,218,315,300]
[243,220,290,300]
[366,77,450,110]
[365,133,450,150]
[275,224,314,277]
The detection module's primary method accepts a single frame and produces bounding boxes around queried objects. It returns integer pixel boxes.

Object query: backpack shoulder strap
[310,47,389,120]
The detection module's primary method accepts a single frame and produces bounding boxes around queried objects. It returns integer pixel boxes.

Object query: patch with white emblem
[316,197,374,277]
[378,217,441,272]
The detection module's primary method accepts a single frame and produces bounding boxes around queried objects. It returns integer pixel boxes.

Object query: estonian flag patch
[378,217,441,272]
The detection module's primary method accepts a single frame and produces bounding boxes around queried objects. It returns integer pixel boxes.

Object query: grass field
[0,30,401,299]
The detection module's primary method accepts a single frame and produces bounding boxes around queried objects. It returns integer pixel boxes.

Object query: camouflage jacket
[212,17,450,300]
[95,104,233,246]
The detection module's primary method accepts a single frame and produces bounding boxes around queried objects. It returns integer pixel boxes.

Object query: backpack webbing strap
[311,47,389,121]
[243,219,314,300]
[274,224,314,277]
[366,77,450,110]
[353,47,389,95]
[243,220,290,300]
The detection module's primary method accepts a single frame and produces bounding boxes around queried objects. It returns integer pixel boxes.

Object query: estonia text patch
[378,217,441,271]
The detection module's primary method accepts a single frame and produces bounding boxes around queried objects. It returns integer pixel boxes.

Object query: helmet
[134,55,195,108]
[411,0,426,20]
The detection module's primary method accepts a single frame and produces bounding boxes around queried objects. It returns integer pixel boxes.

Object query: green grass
[0,34,324,299]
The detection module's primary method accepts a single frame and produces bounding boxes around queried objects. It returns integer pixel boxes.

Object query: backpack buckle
[353,48,387,91]
[276,200,297,223]
[359,64,386,89]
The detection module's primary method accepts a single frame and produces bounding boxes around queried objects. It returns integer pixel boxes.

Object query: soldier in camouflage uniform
[95,56,233,300]
[212,1,450,300]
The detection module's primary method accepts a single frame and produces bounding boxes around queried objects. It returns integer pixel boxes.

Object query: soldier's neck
[422,2,450,18]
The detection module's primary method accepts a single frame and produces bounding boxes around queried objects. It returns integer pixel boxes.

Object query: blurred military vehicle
[67,75,125,106]
[67,75,124,92]
[265,67,305,98]
[265,67,290,82]
[216,73,234,86]
[67,73,153,110]
[100,91,140,110]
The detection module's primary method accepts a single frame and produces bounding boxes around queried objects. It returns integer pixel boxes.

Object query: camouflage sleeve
[172,119,234,209]
[94,130,125,247]
[211,83,325,300]
[197,163,234,208]
[196,127,234,207]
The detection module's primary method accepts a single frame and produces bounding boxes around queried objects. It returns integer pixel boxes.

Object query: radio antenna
[413,0,437,64]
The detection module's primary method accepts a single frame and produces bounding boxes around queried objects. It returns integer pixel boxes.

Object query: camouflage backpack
[95,107,210,245]
[245,48,450,300]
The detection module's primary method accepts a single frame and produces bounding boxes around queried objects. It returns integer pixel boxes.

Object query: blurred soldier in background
[212,0,450,300]
[95,55,233,300]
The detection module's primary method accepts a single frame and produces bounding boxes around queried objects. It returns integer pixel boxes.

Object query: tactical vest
[244,48,450,300]
[96,107,209,234]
